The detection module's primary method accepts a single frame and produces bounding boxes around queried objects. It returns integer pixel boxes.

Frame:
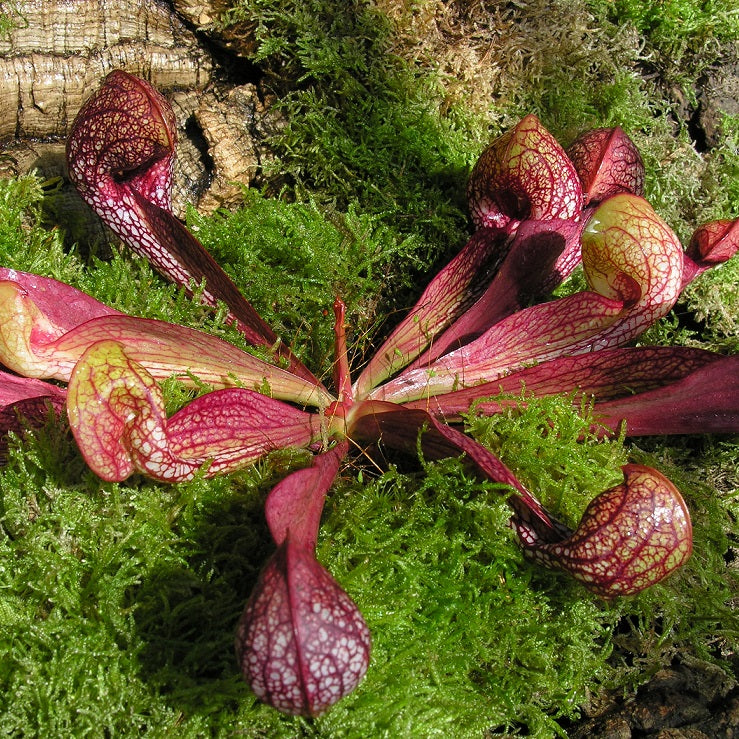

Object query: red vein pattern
[67,71,317,381]
[467,114,582,229]
[566,126,645,205]
[67,341,320,481]
[516,464,693,598]
[236,539,371,716]
[372,194,684,403]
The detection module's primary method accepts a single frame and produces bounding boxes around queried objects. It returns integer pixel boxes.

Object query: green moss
[681,256,739,352]
[314,457,619,737]
[466,393,629,527]
[219,0,484,259]
[0,0,737,734]
[1,384,735,735]
[591,0,739,83]
[185,191,423,369]
[0,176,82,283]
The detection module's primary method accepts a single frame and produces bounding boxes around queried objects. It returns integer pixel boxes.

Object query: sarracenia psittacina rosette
[0,70,736,716]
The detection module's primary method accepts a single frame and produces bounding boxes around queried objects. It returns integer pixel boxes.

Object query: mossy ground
[1,0,738,736]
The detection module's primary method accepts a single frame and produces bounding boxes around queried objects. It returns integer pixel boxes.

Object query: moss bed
[0,1,737,736]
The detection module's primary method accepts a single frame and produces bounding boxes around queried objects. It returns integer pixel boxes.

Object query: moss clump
[315,456,619,737]
[592,0,739,84]
[218,0,486,259]
[185,191,423,369]
[3,362,733,736]
[0,176,81,283]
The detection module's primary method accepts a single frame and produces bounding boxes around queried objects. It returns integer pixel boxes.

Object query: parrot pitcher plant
[1,71,737,716]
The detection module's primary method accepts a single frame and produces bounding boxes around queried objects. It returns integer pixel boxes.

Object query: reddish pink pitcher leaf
[0,273,119,379]
[236,538,371,716]
[566,127,645,205]
[682,218,739,286]
[165,387,322,474]
[413,217,586,366]
[581,194,684,329]
[361,121,593,388]
[0,274,331,407]
[53,314,332,408]
[67,340,203,481]
[265,442,349,551]
[467,114,582,230]
[688,217,739,262]
[67,71,317,382]
[67,70,176,212]
[371,291,626,404]
[354,228,509,395]
[517,464,692,598]
[593,354,739,436]
[405,346,724,420]
[375,195,685,403]
[68,340,321,482]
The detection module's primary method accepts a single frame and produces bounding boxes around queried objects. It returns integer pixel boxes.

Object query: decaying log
[0,0,213,140]
[172,0,229,31]
[171,0,259,58]
[0,0,280,239]
[193,82,284,212]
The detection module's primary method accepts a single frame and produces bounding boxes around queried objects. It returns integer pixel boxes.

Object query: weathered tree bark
[0,0,274,230]
[0,0,213,140]
[172,0,229,29]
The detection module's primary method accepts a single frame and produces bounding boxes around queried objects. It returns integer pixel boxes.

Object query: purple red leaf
[67,70,317,382]
[66,340,321,481]
[592,354,739,436]
[682,218,739,285]
[412,217,587,367]
[467,114,583,230]
[566,126,645,205]
[404,346,724,421]
[265,442,349,551]
[373,194,684,404]
[514,464,693,598]
[236,537,371,716]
